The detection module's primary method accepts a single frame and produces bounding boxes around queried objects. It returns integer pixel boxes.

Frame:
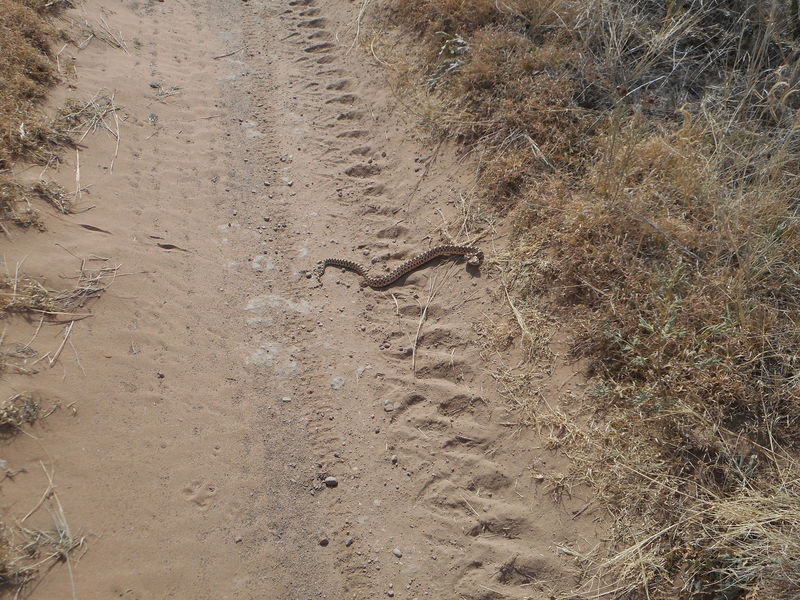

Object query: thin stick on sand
[74,149,81,205]
[48,321,75,368]
[348,0,372,54]
[109,92,121,173]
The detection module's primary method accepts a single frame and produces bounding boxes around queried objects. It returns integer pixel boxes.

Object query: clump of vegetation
[388,0,800,597]
[0,179,69,228]
[0,393,40,430]
[0,464,84,593]
[0,0,76,230]
[390,0,591,198]
[0,265,115,324]
[0,0,73,169]
[0,180,42,228]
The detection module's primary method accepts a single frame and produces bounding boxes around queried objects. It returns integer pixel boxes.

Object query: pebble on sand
[324,476,338,488]
[392,548,403,558]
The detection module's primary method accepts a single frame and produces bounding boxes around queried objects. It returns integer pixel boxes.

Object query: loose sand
[1,0,599,598]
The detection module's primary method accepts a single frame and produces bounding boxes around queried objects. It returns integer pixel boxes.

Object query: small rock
[387,593,394,598]
[319,537,329,547]
[281,396,292,403]
[330,377,345,390]
[392,548,403,558]
[234,536,243,543]
[391,455,398,464]
[324,476,338,488]
[334,452,341,458]
[345,537,354,547]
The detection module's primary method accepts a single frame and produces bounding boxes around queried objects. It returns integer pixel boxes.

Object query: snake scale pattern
[316,244,484,289]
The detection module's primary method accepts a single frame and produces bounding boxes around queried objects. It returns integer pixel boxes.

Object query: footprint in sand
[182,480,218,509]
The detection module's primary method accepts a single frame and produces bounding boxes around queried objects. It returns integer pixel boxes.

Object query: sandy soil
[1,0,600,598]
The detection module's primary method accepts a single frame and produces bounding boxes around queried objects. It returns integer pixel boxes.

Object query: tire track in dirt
[225,0,602,598]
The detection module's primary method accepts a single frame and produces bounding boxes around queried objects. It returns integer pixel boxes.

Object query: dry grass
[0,1,95,595]
[388,0,800,598]
[0,0,84,230]
[0,463,84,594]
[0,179,70,230]
[0,261,115,321]
[0,393,40,430]
[0,0,74,170]
[0,257,105,590]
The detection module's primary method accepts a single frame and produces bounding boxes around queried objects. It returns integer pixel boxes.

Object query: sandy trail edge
[1,0,600,598]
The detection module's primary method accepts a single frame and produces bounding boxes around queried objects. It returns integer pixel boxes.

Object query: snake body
[316,244,484,289]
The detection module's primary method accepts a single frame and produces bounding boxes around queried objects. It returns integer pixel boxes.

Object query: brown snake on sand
[315,245,484,289]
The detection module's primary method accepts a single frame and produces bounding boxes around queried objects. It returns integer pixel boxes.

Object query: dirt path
[2,0,598,598]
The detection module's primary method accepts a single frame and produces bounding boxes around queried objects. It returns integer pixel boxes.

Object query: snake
[315,244,484,289]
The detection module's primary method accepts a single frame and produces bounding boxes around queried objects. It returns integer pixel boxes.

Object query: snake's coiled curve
[315,244,484,289]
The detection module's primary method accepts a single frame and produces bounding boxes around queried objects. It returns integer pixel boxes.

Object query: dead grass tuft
[0,263,114,320]
[0,178,70,229]
[0,0,78,230]
[0,179,43,229]
[0,464,84,594]
[0,393,40,430]
[388,0,800,597]
[0,0,72,170]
